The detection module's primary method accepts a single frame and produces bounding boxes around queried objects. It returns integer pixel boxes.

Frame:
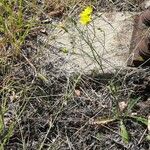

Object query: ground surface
[40,11,135,73]
[0,0,150,150]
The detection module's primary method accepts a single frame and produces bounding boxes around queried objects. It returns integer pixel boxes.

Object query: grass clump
[0,0,37,148]
[0,0,35,55]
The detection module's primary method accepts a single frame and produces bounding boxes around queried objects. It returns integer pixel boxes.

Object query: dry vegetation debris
[0,0,150,149]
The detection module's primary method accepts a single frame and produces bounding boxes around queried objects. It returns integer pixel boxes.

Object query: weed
[0,0,35,55]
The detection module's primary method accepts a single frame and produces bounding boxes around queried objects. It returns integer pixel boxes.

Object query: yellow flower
[80,14,92,25]
[81,6,93,16]
[79,6,93,25]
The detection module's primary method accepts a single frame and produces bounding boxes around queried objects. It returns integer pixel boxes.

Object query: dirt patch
[5,66,150,149]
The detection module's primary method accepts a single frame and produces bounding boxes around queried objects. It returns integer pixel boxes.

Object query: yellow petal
[79,6,93,25]
[79,15,92,25]
[83,6,93,15]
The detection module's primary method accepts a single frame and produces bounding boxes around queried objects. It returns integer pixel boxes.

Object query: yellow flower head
[80,15,92,25]
[79,6,93,25]
[81,6,93,16]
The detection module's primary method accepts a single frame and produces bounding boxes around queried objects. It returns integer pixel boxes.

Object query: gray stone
[38,11,136,75]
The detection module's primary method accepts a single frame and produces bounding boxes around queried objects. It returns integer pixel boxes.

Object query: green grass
[0,0,37,148]
[0,0,36,56]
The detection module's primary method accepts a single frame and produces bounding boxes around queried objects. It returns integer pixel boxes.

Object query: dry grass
[0,0,150,149]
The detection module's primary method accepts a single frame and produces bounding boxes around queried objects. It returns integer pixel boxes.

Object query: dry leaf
[75,89,81,96]
[118,101,128,112]
[131,112,137,116]
[48,6,64,17]
[89,118,115,125]
[148,115,150,132]
[9,91,19,102]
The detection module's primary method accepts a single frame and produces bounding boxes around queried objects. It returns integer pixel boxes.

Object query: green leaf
[2,123,14,146]
[137,56,144,61]
[120,120,129,143]
[96,133,102,140]
[130,116,148,126]
[60,26,69,33]
[61,47,68,53]
[0,144,4,150]
[146,135,150,141]
[37,73,48,84]
[0,115,4,134]
[127,97,141,112]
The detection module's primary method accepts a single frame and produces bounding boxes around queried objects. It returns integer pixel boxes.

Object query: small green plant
[120,120,130,143]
